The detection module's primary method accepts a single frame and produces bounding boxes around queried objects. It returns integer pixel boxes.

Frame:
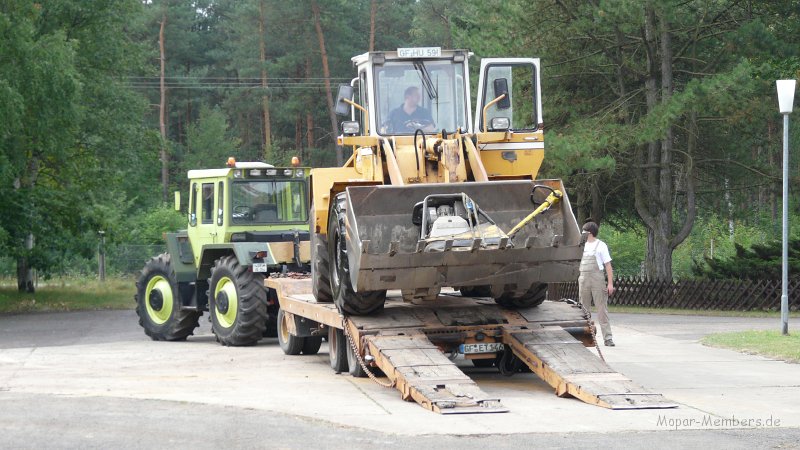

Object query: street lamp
[777,79,796,336]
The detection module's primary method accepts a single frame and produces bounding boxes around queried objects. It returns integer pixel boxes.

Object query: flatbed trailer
[267,277,676,414]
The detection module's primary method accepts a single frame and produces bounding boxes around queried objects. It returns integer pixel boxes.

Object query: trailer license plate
[460,343,504,354]
[252,262,268,273]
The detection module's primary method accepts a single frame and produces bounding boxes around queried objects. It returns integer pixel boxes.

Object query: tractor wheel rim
[145,275,173,325]
[214,276,238,328]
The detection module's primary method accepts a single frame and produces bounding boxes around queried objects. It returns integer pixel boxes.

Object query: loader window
[201,183,214,224]
[480,64,538,131]
[375,60,468,135]
[231,180,308,225]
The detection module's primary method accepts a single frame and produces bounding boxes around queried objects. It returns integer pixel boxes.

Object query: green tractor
[135,159,311,346]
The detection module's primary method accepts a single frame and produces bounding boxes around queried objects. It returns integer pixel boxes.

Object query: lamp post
[777,79,796,336]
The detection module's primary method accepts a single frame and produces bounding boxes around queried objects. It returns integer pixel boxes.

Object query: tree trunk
[159,13,169,203]
[259,0,272,161]
[305,54,314,155]
[369,0,376,51]
[311,0,343,165]
[633,6,697,281]
[16,233,35,293]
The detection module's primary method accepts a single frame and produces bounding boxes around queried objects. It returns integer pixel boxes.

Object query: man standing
[578,221,615,346]
[387,86,435,133]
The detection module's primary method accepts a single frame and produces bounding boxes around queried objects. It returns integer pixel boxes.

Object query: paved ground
[0,309,798,448]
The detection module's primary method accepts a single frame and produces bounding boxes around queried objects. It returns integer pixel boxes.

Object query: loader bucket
[342,180,585,293]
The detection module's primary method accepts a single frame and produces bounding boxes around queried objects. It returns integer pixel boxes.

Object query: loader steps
[268,278,677,414]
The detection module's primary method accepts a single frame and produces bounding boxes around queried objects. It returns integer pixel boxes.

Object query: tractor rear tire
[328,193,386,315]
[328,327,349,373]
[208,255,268,346]
[310,221,333,302]
[277,308,306,355]
[494,283,548,308]
[135,253,200,341]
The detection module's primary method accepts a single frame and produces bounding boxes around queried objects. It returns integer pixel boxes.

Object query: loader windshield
[375,60,468,135]
[230,180,307,225]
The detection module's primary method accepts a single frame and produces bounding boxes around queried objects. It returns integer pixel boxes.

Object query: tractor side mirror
[174,191,181,211]
[493,78,511,110]
[334,84,354,117]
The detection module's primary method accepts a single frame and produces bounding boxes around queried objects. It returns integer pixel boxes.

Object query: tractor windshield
[375,60,468,135]
[230,180,307,225]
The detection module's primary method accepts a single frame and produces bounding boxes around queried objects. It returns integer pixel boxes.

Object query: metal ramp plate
[365,335,508,414]
[503,327,677,409]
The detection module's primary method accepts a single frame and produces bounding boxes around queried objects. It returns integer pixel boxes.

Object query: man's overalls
[578,241,612,341]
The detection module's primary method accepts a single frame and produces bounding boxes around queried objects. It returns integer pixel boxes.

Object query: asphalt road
[0,309,798,449]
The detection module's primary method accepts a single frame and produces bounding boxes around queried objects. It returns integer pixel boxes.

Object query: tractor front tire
[208,255,268,346]
[494,283,548,308]
[328,193,386,315]
[135,253,200,341]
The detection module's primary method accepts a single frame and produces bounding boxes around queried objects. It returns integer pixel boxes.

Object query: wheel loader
[310,48,585,315]
[134,159,311,346]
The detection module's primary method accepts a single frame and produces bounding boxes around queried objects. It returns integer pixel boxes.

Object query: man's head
[403,86,421,109]
[582,221,599,237]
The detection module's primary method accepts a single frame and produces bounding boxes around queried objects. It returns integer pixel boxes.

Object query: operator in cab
[387,86,435,133]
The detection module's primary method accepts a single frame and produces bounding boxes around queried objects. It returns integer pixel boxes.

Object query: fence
[548,276,800,311]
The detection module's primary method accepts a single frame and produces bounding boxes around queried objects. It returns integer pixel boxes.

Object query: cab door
[188,181,221,266]
[473,58,544,178]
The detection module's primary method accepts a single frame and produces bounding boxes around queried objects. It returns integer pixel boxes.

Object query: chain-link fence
[106,244,167,275]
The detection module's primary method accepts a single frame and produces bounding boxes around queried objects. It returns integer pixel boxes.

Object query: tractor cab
[184,158,311,277]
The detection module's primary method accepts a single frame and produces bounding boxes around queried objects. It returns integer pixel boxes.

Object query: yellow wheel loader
[310,48,585,315]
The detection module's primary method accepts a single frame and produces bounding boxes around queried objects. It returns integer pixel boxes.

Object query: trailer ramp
[269,278,676,413]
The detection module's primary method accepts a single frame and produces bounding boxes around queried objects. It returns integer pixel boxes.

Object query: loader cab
[344,49,543,138]
[348,48,474,137]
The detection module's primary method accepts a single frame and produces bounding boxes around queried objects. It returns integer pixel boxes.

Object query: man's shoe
[604,339,615,347]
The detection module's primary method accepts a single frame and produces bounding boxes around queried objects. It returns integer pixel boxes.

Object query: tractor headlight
[231,233,246,242]
[233,169,243,178]
[295,169,304,177]
[490,117,510,131]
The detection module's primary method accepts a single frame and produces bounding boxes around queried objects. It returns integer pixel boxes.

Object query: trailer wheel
[310,201,333,302]
[302,336,323,355]
[277,309,304,355]
[328,327,349,373]
[135,253,200,341]
[459,285,492,298]
[494,283,548,308]
[328,193,386,315]
[208,255,267,346]
[346,340,368,378]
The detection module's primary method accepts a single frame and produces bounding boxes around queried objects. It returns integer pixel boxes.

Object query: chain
[560,298,605,362]
[342,318,395,388]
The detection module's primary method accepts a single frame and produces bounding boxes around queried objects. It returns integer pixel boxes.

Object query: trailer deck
[267,277,677,414]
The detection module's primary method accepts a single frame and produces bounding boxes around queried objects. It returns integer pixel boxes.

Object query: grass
[703,330,800,363]
[0,277,135,314]
[608,305,800,318]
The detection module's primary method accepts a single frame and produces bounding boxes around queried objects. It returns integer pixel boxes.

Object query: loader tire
[277,308,304,355]
[329,193,386,315]
[135,253,200,341]
[208,255,268,346]
[494,283,548,308]
[310,226,333,302]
